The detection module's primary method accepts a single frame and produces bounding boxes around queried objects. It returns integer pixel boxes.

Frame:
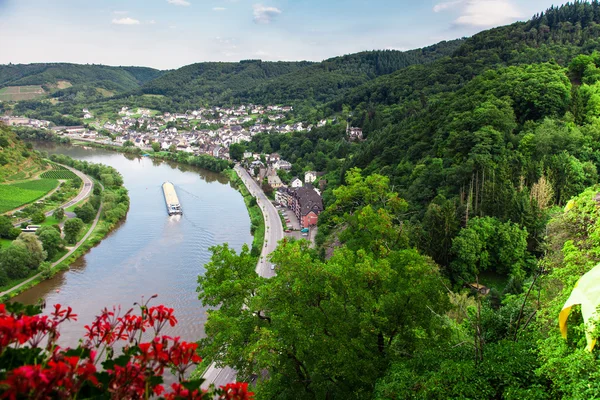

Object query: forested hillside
[0,63,164,101]
[140,42,463,108]
[0,124,44,182]
[201,2,600,398]
[0,63,163,89]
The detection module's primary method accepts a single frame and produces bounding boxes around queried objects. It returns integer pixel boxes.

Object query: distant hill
[0,63,165,102]
[139,41,464,107]
[141,60,314,104]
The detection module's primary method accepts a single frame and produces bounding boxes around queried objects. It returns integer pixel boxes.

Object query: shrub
[31,211,46,224]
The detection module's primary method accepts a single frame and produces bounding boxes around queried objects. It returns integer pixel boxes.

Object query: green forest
[1,42,463,124]
[196,2,600,399]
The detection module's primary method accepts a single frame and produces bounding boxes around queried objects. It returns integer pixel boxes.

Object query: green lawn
[0,179,59,213]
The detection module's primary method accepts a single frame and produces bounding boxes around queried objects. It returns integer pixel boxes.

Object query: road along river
[13,143,253,347]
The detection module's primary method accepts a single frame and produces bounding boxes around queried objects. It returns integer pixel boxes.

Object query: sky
[0,0,575,70]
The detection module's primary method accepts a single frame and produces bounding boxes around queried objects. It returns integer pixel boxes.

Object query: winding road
[201,164,284,389]
[0,169,98,298]
[11,163,94,227]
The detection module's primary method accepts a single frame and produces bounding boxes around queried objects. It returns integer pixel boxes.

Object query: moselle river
[14,143,252,346]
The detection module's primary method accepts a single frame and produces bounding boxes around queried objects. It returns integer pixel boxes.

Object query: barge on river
[162,182,183,215]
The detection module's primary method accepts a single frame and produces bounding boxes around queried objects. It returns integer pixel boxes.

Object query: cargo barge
[162,182,183,215]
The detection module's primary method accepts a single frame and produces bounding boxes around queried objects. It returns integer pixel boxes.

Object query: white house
[290,177,303,188]
[305,171,317,184]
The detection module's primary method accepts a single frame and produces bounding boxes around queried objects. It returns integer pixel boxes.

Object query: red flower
[164,382,207,400]
[145,305,178,334]
[219,382,254,400]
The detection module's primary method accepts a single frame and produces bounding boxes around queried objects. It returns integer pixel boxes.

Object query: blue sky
[0,0,574,69]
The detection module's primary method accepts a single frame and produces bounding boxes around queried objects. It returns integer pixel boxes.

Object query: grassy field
[0,179,59,213]
[0,85,45,101]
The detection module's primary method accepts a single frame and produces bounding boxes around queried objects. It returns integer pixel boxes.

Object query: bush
[63,218,83,244]
[53,207,65,221]
[74,204,95,224]
[31,212,46,224]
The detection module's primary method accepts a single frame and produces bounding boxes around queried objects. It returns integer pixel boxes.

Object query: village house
[288,185,323,228]
[347,126,364,141]
[290,177,303,188]
[267,175,284,189]
[274,159,292,171]
[304,171,318,184]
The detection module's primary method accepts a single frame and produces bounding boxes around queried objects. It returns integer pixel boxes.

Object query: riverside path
[201,164,284,389]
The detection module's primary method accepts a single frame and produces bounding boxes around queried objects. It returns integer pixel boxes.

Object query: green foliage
[52,207,64,221]
[30,211,45,224]
[36,226,63,260]
[450,217,531,282]
[74,203,95,224]
[63,218,83,244]
[198,241,449,398]
[0,63,163,99]
[228,143,245,161]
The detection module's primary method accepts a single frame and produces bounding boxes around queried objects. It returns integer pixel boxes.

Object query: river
[14,143,253,346]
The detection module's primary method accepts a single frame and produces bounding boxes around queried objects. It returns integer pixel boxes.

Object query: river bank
[67,138,232,173]
[223,169,265,259]
[13,142,253,347]
[0,154,130,301]
[62,138,268,257]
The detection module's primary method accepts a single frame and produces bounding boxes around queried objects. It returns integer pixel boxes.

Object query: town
[1,103,334,231]
[1,103,342,158]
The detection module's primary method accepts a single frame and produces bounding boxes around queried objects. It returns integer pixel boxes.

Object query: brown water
[14,143,252,346]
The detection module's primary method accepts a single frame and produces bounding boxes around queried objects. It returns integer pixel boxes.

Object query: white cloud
[253,4,282,24]
[213,7,226,11]
[433,0,522,27]
[433,0,463,13]
[148,20,156,24]
[111,17,140,25]
[167,0,191,6]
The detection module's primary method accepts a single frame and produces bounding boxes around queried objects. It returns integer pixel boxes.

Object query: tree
[450,216,530,282]
[199,238,449,398]
[0,244,30,279]
[123,140,134,147]
[53,207,65,221]
[229,143,245,161]
[13,233,46,269]
[36,226,63,260]
[151,142,161,152]
[31,211,46,224]
[74,203,95,224]
[0,216,13,239]
[100,173,114,188]
[63,218,83,244]
[169,144,177,153]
